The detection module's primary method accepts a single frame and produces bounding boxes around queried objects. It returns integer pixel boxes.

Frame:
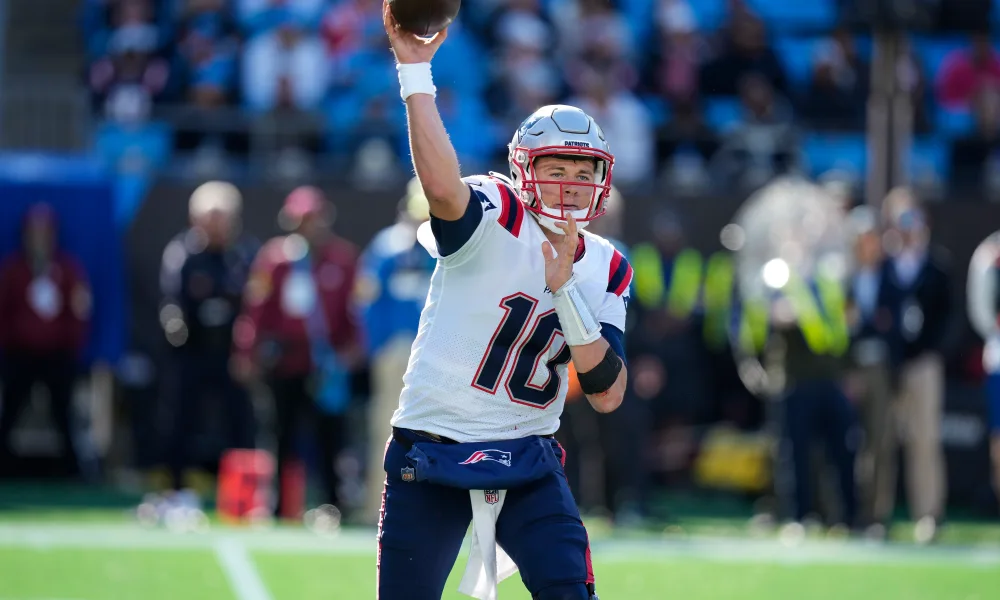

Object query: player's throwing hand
[541,214,578,293]
[383,0,448,65]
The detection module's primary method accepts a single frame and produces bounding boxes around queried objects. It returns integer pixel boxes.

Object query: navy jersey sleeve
[429,185,485,257]
[600,323,627,366]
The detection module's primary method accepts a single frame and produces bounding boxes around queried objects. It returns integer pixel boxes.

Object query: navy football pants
[783,379,859,526]
[376,435,594,599]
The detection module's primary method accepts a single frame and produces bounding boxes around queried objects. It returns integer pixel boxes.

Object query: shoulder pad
[462,174,524,237]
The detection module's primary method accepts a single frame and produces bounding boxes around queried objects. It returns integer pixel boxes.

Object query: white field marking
[0,524,999,568]
[213,539,274,600]
[0,524,375,554]
[591,537,1000,568]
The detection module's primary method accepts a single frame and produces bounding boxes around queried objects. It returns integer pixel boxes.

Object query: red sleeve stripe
[493,180,524,237]
[497,185,511,229]
[607,250,632,296]
[617,264,634,296]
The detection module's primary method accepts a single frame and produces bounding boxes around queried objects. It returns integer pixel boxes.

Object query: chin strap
[533,212,567,234]
[531,210,592,234]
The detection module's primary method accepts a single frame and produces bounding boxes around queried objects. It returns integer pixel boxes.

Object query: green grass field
[2,514,1000,600]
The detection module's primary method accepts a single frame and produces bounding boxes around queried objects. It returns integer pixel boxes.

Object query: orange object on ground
[216,449,276,524]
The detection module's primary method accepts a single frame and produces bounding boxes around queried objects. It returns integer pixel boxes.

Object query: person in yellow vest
[631,211,702,332]
[737,264,860,530]
[631,211,751,427]
[702,251,737,352]
[701,249,765,429]
[633,240,738,349]
[629,211,709,429]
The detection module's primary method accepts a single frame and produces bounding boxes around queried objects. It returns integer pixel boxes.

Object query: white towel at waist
[458,489,518,600]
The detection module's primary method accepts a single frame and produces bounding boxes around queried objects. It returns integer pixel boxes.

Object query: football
[388,0,461,37]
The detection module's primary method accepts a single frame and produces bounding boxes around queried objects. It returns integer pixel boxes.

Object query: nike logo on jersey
[459,449,512,467]
[543,286,552,294]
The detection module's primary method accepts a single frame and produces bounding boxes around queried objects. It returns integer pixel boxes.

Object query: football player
[378,3,631,599]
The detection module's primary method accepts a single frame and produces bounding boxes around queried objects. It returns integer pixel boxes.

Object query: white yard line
[213,539,274,600]
[0,523,999,568]
[592,537,1000,567]
[0,524,374,553]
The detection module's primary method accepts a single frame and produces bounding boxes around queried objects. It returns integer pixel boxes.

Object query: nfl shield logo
[484,490,500,505]
[401,467,415,482]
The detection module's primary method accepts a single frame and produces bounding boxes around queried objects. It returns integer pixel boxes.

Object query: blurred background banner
[0,153,126,366]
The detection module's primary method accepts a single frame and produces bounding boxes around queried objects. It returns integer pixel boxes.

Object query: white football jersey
[390,174,633,443]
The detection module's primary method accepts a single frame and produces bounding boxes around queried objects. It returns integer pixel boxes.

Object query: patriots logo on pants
[484,489,500,505]
[459,449,512,467]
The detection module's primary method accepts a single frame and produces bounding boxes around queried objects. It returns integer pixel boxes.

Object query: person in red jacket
[0,203,92,477]
[232,186,362,518]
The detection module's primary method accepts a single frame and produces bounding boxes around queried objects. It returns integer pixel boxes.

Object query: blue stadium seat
[688,0,726,30]
[775,35,878,92]
[937,106,975,138]
[802,133,867,178]
[854,35,874,62]
[704,96,745,133]
[746,0,836,32]
[94,120,172,171]
[912,35,1000,83]
[688,0,836,31]
[431,21,487,96]
[912,36,967,81]
[774,37,820,91]
[641,95,671,128]
[620,0,656,54]
[908,136,950,185]
[93,120,172,227]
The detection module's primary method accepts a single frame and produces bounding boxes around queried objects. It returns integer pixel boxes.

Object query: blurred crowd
[0,0,993,533]
[3,174,998,540]
[83,0,1000,193]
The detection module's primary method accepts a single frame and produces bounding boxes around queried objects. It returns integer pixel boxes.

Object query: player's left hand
[541,214,577,293]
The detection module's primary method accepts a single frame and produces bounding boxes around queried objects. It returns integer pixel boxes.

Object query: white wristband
[551,274,602,347]
[397,62,436,101]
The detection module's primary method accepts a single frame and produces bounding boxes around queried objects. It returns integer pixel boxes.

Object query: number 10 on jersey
[472,293,573,408]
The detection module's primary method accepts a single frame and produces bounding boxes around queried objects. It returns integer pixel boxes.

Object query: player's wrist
[548,274,571,293]
[551,274,602,346]
[397,62,436,101]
